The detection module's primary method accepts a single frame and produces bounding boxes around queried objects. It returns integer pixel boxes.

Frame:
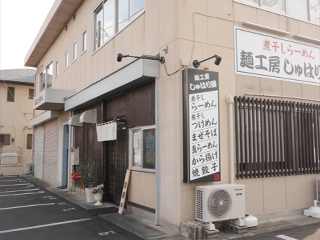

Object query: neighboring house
[25,0,319,233]
[0,69,35,164]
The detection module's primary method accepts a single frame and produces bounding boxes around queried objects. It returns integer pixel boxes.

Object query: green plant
[77,153,101,188]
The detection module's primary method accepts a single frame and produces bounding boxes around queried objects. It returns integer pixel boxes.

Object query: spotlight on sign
[193,54,222,68]
[117,53,165,64]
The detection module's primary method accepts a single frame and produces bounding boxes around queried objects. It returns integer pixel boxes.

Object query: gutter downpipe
[155,77,161,226]
[67,111,73,190]
[22,126,28,156]
[225,95,235,184]
[31,65,43,174]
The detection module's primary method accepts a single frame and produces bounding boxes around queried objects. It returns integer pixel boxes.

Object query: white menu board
[183,69,220,183]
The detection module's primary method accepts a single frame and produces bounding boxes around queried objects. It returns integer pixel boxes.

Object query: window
[82,30,87,52]
[55,61,58,77]
[40,70,45,92]
[236,0,320,24]
[7,87,14,102]
[46,62,53,88]
[29,89,34,99]
[94,0,145,50]
[94,0,115,50]
[118,0,145,30]
[130,126,156,171]
[65,50,69,68]
[39,62,53,91]
[310,0,320,24]
[0,134,10,145]
[73,41,77,61]
[287,0,308,21]
[27,134,33,149]
[234,97,320,179]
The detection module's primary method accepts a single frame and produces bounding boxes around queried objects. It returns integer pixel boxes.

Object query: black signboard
[182,69,220,183]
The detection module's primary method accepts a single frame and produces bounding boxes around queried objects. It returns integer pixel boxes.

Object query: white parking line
[1,192,43,197]
[0,184,30,186]
[0,179,23,182]
[1,203,56,210]
[0,189,40,193]
[0,218,92,233]
[0,177,20,179]
[276,235,298,240]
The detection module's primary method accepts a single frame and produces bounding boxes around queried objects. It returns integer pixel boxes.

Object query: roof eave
[24,0,83,68]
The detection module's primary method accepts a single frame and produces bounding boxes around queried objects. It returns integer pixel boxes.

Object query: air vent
[208,189,232,218]
[196,189,203,220]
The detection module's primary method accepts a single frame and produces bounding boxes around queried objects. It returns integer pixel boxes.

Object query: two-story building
[25,0,319,233]
[0,69,35,174]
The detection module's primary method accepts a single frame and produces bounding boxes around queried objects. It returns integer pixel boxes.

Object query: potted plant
[92,184,104,206]
[77,153,101,203]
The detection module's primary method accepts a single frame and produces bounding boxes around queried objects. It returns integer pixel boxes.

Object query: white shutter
[43,119,58,185]
[34,126,44,179]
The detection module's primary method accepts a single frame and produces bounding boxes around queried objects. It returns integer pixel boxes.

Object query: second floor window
[236,0,319,24]
[65,50,69,69]
[55,61,58,77]
[39,62,53,92]
[82,30,87,53]
[29,89,34,99]
[73,41,77,61]
[118,0,145,30]
[94,0,145,51]
[7,87,14,102]
[95,0,115,50]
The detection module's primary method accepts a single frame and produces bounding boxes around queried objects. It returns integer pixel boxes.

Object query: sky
[0,0,55,70]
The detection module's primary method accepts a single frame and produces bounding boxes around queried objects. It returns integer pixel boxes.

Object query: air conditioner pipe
[225,95,234,184]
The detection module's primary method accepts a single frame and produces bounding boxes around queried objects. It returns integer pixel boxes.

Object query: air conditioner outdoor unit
[195,184,245,223]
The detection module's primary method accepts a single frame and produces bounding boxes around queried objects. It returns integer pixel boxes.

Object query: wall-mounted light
[193,54,222,68]
[65,26,68,31]
[117,53,165,64]
[73,15,76,20]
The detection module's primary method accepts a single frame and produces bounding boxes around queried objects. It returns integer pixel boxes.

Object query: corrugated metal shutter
[33,126,44,179]
[43,119,58,185]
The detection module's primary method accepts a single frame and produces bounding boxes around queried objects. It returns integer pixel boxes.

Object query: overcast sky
[0,0,55,70]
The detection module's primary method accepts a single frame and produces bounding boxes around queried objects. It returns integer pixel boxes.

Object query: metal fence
[0,155,32,166]
[235,97,320,179]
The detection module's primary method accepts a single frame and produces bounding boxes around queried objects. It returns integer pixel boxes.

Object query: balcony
[34,88,75,111]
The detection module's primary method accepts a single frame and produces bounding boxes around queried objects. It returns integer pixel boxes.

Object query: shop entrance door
[106,129,127,205]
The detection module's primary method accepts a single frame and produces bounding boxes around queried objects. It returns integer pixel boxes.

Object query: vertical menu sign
[183,69,220,183]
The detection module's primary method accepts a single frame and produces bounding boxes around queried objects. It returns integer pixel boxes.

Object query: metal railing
[0,155,32,166]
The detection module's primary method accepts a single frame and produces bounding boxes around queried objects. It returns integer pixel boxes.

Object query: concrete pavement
[23,175,319,240]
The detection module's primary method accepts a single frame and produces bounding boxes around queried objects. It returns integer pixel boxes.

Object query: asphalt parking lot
[0,176,142,240]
